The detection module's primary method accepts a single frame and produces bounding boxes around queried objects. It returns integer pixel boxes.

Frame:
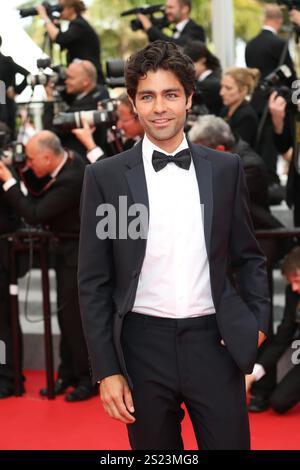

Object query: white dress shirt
[132,134,215,319]
[173,19,189,39]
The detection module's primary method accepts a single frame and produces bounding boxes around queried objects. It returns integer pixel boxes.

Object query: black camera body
[121,4,169,32]
[27,59,67,95]
[52,99,119,131]
[0,141,26,169]
[19,2,63,19]
[258,65,299,111]
[277,0,300,11]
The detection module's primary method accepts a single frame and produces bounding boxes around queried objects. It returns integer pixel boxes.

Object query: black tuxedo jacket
[78,141,270,386]
[245,29,296,79]
[147,18,205,46]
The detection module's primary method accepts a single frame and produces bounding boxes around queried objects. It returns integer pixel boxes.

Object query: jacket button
[133,270,138,278]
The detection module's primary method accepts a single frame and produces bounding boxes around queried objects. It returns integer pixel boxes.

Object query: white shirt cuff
[3,178,17,192]
[87,147,104,163]
[252,363,266,382]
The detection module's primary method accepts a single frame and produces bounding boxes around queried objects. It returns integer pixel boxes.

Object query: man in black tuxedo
[138,0,205,47]
[78,41,270,450]
[245,4,296,187]
[246,246,300,414]
[0,131,95,401]
[0,36,29,134]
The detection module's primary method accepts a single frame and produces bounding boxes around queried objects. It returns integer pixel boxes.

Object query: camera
[27,59,67,94]
[258,65,295,104]
[277,0,300,10]
[0,141,26,168]
[121,4,169,32]
[52,99,119,130]
[105,59,125,88]
[19,1,63,19]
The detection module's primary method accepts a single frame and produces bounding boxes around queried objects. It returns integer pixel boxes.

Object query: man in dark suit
[246,246,300,414]
[78,41,270,450]
[0,36,29,134]
[0,131,95,401]
[138,0,205,47]
[245,4,296,188]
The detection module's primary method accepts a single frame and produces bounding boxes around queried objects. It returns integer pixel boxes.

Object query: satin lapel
[124,140,149,238]
[190,143,213,256]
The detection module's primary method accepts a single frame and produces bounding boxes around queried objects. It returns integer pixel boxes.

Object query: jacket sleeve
[229,155,271,335]
[78,164,122,383]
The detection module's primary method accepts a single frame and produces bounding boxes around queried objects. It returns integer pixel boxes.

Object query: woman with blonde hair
[220,67,260,147]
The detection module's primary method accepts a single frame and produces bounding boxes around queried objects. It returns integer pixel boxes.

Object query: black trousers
[269,363,300,413]
[122,312,250,450]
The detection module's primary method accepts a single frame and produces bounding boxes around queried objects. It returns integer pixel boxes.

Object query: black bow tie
[152,149,192,172]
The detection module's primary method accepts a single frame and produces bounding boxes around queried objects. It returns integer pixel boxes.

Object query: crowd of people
[0,0,300,449]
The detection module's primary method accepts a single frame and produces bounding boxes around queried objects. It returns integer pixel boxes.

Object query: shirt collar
[263,26,277,35]
[50,151,68,178]
[198,69,213,81]
[142,133,189,168]
[174,19,189,33]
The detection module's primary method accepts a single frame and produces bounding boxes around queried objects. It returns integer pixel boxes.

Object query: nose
[153,96,167,114]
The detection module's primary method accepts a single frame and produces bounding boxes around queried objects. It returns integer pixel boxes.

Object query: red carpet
[0,371,299,450]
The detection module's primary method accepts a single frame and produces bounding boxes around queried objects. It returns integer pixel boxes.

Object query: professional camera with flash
[26,58,66,95]
[19,1,63,18]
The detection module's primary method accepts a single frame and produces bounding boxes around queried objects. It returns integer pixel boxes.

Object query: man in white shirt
[137,0,205,47]
[78,41,270,450]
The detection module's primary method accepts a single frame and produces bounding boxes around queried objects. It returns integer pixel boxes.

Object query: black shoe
[248,395,270,412]
[0,385,14,399]
[40,378,72,397]
[65,384,97,402]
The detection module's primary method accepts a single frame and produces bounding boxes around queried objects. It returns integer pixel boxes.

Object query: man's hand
[36,4,50,22]
[258,330,266,348]
[245,373,256,394]
[0,161,13,182]
[137,13,153,31]
[100,374,136,424]
[289,8,300,27]
[268,91,287,135]
[71,115,96,151]
[6,87,16,99]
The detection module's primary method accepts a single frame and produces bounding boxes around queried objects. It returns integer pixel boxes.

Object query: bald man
[0,131,96,401]
[43,60,109,160]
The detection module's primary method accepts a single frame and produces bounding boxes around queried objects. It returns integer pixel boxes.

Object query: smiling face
[132,69,193,153]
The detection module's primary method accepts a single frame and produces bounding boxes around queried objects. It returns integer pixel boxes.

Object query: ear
[186,93,193,111]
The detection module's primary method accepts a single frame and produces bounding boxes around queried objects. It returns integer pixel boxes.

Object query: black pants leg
[269,364,300,413]
[122,313,250,450]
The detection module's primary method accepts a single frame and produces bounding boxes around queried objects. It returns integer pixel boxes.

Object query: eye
[140,95,152,101]
[166,93,178,99]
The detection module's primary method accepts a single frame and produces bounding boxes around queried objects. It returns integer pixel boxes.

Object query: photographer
[246,246,300,415]
[43,59,109,160]
[245,4,296,190]
[138,0,205,47]
[36,0,105,84]
[269,90,300,225]
[0,36,29,135]
[0,131,95,401]
[72,93,145,157]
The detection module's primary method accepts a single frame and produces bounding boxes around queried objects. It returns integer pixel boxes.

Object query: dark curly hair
[125,41,196,103]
